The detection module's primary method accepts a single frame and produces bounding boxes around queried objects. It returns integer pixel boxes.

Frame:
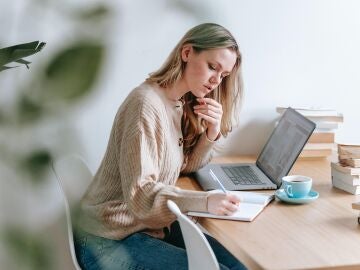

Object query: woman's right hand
[207,192,241,216]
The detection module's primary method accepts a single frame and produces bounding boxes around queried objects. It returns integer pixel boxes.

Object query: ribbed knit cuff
[175,189,208,213]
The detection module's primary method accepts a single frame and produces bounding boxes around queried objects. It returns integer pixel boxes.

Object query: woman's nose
[210,74,221,85]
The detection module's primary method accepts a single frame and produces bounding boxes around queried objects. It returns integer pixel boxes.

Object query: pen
[209,169,227,194]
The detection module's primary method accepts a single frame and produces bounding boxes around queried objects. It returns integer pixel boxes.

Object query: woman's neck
[163,79,189,101]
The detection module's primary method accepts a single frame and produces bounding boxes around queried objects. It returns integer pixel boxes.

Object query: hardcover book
[331,162,360,176]
[308,132,335,143]
[332,176,360,195]
[339,158,360,168]
[338,144,360,158]
[331,166,360,186]
[276,107,340,117]
[300,148,332,158]
[352,202,360,210]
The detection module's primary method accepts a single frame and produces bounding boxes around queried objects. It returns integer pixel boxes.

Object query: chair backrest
[167,200,220,270]
[52,155,93,270]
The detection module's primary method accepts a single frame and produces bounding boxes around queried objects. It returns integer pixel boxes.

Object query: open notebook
[187,191,274,222]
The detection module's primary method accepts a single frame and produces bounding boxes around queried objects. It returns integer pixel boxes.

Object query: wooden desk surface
[177,156,360,270]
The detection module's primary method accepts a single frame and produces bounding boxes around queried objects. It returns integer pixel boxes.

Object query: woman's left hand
[193,97,222,141]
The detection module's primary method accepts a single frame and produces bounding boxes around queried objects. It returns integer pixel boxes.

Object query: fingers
[227,193,241,205]
[197,97,221,107]
[195,112,219,125]
[215,207,233,216]
[214,201,238,216]
[195,98,222,113]
[194,104,222,115]
[193,98,223,141]
[208,192,240,216]
[221,194,241,215]
[194,99,223,124]
[223,199,238,212]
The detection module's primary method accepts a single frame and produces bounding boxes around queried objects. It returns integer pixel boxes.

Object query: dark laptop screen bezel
[255,107,316,187]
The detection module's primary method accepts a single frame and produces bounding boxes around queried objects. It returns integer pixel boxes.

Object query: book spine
[339,154,360,159]
[330,162,360,175]
[300,149,332,158]
[306,115,343,123]
[331,167,360,185]
[339,158,360,168]
[352,202,360,210]
[308,132,335,143]
[331,176,360,195]
[275,107,340,116]
[313,121,339,130]
[338,146,360,157]
[304,143,335,150]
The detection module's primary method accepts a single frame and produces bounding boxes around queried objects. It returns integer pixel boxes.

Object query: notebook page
[230,191,272,205]
[187,192,274,222]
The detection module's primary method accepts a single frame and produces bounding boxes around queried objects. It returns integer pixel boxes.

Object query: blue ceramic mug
[282,175,312,198]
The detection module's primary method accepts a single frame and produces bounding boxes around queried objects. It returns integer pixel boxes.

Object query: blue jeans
[74,221,247,270]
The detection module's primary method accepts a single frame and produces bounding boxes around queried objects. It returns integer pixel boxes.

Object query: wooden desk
[177,156,360,270]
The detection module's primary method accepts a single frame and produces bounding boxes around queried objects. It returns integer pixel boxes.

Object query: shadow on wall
[217,116,279,156]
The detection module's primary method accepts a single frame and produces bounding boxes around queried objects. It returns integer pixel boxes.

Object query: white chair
[52,155,93,270]
[167,200,220,270]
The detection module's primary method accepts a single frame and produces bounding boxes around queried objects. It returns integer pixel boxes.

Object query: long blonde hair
[147,23,243,157]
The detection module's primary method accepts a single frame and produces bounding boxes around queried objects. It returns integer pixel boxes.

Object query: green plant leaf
[0,110,5,123]
[15,59,32,68]
[16,95,44,123]
[20,150,52,183]
[0,41,46,72]
[43,42,104,101]
[2,227,53,270]
[76,5,111,21]
[0,65,18,71]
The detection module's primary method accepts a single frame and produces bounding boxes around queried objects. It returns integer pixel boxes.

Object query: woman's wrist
[206,129,221,141]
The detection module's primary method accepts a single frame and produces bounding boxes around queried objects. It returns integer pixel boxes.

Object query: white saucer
[275,189,319,204]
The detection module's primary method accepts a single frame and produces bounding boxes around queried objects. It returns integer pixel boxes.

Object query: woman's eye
[208,64,216,70]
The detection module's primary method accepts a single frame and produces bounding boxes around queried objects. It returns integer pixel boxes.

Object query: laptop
[195,107,316,191]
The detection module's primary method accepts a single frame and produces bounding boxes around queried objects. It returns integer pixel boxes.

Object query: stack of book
[352,202,360,224]
[338,144,360,167]
[276,107,343,158]
[331,144,360,194]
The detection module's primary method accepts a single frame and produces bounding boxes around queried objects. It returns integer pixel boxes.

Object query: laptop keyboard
[222,166,264,185]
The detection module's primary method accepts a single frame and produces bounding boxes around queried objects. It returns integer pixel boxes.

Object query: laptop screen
[256,108,316,187]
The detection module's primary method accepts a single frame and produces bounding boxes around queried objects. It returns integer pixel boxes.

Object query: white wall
[1,1,359,268]
[75,0,360,170]
[2,0,360,170]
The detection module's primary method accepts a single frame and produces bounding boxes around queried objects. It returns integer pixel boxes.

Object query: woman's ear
[181,45,192,62]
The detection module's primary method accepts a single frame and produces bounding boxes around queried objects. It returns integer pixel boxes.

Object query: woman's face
[181,46,237,98]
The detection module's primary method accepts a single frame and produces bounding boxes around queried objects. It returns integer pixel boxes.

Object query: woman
[75,23,247,270]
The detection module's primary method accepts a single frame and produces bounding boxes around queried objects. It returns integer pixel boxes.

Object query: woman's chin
[191,90,207,98]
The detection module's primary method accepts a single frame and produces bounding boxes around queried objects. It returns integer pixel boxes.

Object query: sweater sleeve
[181,132,217,174]
[116,102,208,229]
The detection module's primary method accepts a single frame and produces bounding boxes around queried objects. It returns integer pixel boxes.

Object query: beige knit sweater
[78,82,216,240]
